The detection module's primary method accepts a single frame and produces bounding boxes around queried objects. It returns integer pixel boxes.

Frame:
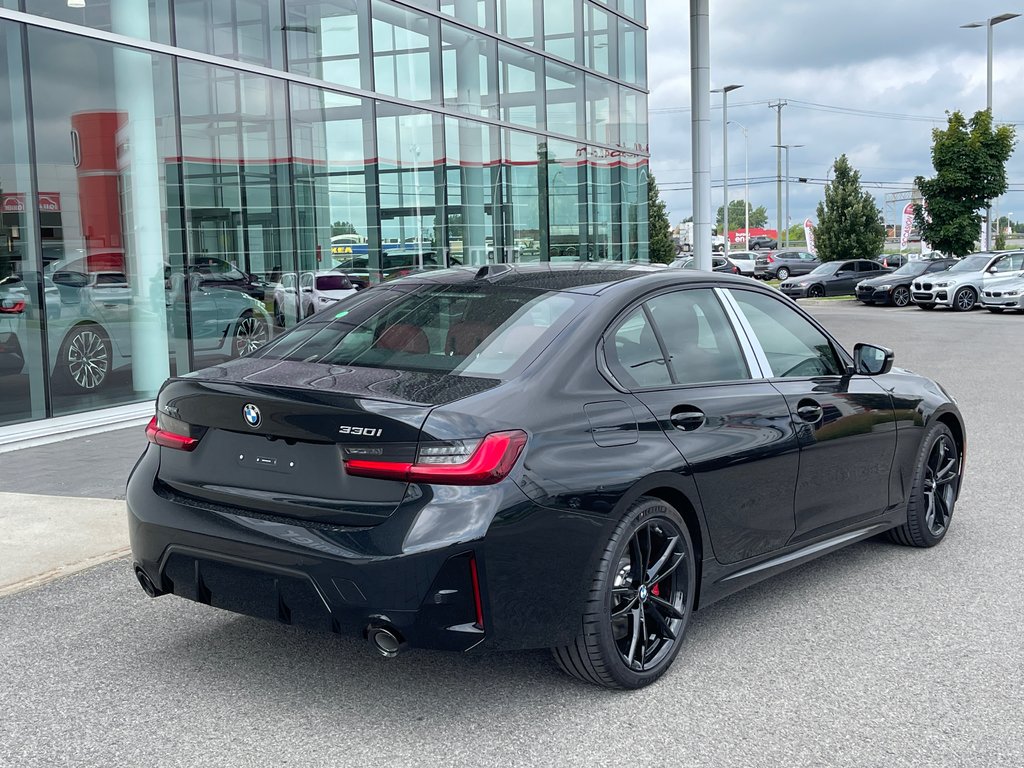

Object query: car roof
[389,262,753,294]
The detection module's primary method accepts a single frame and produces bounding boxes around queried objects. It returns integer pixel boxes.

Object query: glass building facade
[0,0,648,428]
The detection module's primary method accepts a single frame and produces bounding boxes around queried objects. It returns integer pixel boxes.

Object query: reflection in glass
[498,44,542,129]
[584,3,613,76]
[586,74,618,145]
[497,0,536,46]
[545,60,583,139]
[372,0,439,104]
[589,150,616,262]
[542,0,577,62]
[545,139,584,262]
[622,161,648,262]
[445,119,500,266]
[439,0,492,28]
[26,26,180,416]
[174,0,283,67]
[619,87,648,151]
[22,0,172,43]
[285,0,368,91]
[441,22,497,119]
[618,19,647,87]
[621,0,646,25]
[504,131,541,263]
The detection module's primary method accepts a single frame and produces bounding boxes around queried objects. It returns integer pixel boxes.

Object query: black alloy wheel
[889,423,960,547]
[59,323,111,392]
[807,284,825,298]
[776,267,790,281]
[891,286,912,307]
[232,311,269,357]
[953,287,977,312]
[553,497,695,689]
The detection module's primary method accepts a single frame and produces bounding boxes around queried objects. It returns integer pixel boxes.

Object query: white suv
[911,251,1024,311]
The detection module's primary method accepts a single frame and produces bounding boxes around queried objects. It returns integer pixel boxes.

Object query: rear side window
[316,274,352,291]
[607,307,672,389]
[255,284,583,379]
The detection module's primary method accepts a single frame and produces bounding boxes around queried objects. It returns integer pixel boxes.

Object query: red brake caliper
[651,583,660,597]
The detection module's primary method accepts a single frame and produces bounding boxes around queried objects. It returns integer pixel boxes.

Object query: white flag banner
[980,219,988,250]
[900,202,914,251]
[803,219,816,255]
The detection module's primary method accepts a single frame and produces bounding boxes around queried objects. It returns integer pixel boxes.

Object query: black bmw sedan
[779,259,891,298]
[129,264,965,689]
[855,258,957,307]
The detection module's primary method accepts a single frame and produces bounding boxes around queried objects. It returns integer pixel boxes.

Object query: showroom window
[545,138,586,262]
[546,60,584,139]
[498,43,543,130]
[441,22,498,118]
[22,0,172,43]
[542,0,578,62]
[583,2,614,77]
[174,0,284,68]
[372,0,440,104]
[445,118,501,266]
[496,0,537,46]
[503,130,542,263]
[618,18,647,88]
[285,0,370,92]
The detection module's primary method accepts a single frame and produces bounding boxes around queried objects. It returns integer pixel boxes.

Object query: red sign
[0,192,62,213]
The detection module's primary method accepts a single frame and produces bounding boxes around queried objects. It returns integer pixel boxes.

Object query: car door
[606,287,801,564]
[985,252,1024,282]
[827,261,862,294]
[726,288,897,542]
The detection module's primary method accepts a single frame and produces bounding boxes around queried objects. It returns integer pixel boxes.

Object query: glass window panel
[498,44,542,130]
[0,23,47,425]
[545,60,583,140]
[621,162,648,262]
[586,74,618,145]
[22,0,172,43]
[583,2,614,76]
[497,0,536,46]
[588,149,617,261]
[290,84,369,328]
[621,0,645,24]
[441,22,497,118]
[545,138,585,262]
[618,19,646,87]
[285,0,368,91]
[504,130,541,263]
[25,27,183,416]
[607,306,670,389]
[376,105,444,281]
[543,0,578,62]
[619,87,648,151]
[173,0,283,68]
[372,0,440,104]
[445,119,500,266]
[440,0,493,28]
[647,291,750,384]
[177,60,289,367]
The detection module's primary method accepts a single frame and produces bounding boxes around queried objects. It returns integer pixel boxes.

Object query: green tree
[331,220,357,236]
[715,200,768,232]
[647,174,675,263]
[814,154,885,262]
[915,110,1015,257]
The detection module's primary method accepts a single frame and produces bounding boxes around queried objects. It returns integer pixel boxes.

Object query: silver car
[911,251,1024,311]
[981,273,1024,313]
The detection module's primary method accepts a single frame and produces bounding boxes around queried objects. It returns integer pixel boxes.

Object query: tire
[552,497,696,690]
[987,307,1004,314]
[232,311,269,358]
[273,301,285,328]
[952,287,977,312]
[917,303,935,311]
[889,423,961,548]
[807,284,825,298]
[776,267,790,281]
[304,304,316,319]
[891,286,912,307]
[57,323,112,392]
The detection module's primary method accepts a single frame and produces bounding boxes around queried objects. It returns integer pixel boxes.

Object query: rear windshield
[254,284,585,379]
[316,274,351,291]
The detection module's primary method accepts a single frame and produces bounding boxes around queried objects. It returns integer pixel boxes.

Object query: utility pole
[769,100,787,245]
[690,0,712,271]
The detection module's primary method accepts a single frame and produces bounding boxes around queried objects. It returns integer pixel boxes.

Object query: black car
[856,258,957,307]
[669,255,739,274]
[129,264,965,690]
[780,259,891,298]
[748,235,778,250]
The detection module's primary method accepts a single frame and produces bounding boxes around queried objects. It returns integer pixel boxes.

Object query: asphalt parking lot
[1,302,1022,767]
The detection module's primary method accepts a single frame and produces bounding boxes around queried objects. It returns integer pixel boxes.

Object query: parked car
[273,270,357,326]
[725,250,758,276]
[130,264,965,690]
[980,273,1024,313]
[855,258,957,307]
[911,251,1024,311]
[878,253,908,269]
[754,250,819,280]
[334,249,450,286]
[780,260,891,299]
[669,255,739,273]
[748,235,778,250]
[189,255,270,301]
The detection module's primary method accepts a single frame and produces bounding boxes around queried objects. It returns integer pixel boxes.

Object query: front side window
[646,290,749,385]
[992,253,1024,272]
[730,290,844,378]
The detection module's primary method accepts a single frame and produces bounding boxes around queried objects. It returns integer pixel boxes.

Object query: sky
[645,0,1024,234]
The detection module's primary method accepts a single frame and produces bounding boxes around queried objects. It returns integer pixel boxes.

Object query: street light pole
[962,12,1020,249]
[772,143,804,248]
[713,84,742,257]
[728,120,749,246]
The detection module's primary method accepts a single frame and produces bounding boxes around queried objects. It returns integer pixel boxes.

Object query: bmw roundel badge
[243,403,262,429]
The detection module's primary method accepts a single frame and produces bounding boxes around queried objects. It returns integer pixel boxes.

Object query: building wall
[0,0,648,427]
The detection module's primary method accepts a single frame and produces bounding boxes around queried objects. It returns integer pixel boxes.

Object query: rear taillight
[732,265,740,274]
[344,430,528,485]
[146,415,199,451]
[0,298,25,314]
[765,254,775,263]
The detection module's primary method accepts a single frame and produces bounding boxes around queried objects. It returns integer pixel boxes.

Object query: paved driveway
[0,303,1021,767]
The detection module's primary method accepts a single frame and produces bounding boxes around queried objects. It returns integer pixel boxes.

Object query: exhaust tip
[134,566,163,598]
[366,625,404,658]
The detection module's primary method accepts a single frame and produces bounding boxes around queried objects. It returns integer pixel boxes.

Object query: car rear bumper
[127,445,594,652]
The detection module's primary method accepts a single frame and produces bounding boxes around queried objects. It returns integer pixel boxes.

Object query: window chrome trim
[0,7,648,157]
[715,287,772,379]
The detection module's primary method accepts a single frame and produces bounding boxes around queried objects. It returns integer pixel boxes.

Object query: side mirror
[853,343,894,376]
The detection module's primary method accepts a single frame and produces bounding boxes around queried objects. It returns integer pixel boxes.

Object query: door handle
[796,399,823,423]
[670,407,705,431]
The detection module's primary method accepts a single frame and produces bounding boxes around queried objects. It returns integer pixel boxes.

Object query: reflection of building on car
[0,266,270,393]
[273,271,357,325]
